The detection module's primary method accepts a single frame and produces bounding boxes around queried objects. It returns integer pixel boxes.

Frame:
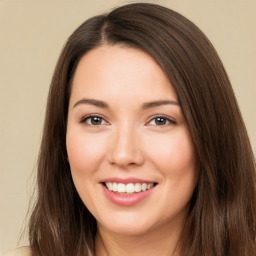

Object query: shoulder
[2,247,31,256]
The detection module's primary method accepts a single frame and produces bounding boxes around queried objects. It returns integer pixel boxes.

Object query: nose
[107,124,144,168]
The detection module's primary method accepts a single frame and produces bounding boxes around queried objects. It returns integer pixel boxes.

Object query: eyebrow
[142,100,180,109]
[73,98,180,109]
[73,99,109,109]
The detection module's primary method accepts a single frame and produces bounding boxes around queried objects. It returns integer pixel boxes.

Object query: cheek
[146,131,197,216]
[66,131,106,176]
[66,130,108,209]
[145,131,196,176]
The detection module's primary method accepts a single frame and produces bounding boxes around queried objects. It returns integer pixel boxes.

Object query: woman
[5,2,256,256]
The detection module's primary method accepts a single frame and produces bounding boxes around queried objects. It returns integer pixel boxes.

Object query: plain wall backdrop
[0,0,255,253]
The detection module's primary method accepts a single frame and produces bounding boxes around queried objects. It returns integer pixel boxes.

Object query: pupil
[92,117,102,125]
[156,117,166,125]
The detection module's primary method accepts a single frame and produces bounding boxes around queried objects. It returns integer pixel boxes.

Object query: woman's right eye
[80,115,108,126]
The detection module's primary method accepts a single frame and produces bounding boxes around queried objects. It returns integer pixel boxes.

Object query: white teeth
[105,182,155,193]
[141,183,147,191]
[106,182,113,191]
[147,183,153,189]
[126,183,135,193]
[117,183,126,193]
[134,183,142,192]
[112,182,118,192]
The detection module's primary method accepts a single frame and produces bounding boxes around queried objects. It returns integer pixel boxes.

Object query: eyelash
[80,115,109,126]
[146,115,176,126]
[80,114,176,127]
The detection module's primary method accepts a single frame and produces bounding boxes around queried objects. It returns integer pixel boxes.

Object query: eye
[147,116,176,126]
[81,115,108,126]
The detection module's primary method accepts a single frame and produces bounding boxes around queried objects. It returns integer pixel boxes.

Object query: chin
[106,223,152,236]
[98,212,157,236]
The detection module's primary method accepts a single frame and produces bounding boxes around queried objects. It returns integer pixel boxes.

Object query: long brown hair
[29,3,256,256]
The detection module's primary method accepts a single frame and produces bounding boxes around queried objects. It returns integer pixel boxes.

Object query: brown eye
[81,115,108,126]
[155,117,167,125]
[148,116,176,126]
[90,116,103,125]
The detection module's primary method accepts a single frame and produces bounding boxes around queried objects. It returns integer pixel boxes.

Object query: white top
[2,247,31,256]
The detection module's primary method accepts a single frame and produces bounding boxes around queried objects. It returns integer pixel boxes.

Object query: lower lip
[101,184,156,207]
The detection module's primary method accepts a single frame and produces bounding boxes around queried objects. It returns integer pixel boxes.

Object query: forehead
[70,45,177,104]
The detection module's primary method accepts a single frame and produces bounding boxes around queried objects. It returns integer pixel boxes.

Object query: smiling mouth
[102,182,158,194]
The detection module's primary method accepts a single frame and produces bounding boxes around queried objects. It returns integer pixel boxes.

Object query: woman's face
[66,45,198,236]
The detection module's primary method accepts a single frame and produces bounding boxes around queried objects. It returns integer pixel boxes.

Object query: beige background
[0,0,255,253]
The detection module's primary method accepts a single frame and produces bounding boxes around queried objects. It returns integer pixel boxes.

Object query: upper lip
[100,177,157,184]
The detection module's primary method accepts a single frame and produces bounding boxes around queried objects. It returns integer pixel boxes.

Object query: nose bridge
[108,121,144,167]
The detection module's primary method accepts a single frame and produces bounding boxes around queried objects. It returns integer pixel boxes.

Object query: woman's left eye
[147,116,175,126]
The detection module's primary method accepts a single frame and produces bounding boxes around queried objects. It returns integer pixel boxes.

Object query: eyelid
[145,114,176,126]
[80,114,110,126]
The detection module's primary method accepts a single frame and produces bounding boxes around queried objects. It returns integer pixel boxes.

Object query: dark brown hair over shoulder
[29,3,256,256]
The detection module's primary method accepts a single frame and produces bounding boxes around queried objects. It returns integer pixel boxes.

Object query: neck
[95,218,185,256]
